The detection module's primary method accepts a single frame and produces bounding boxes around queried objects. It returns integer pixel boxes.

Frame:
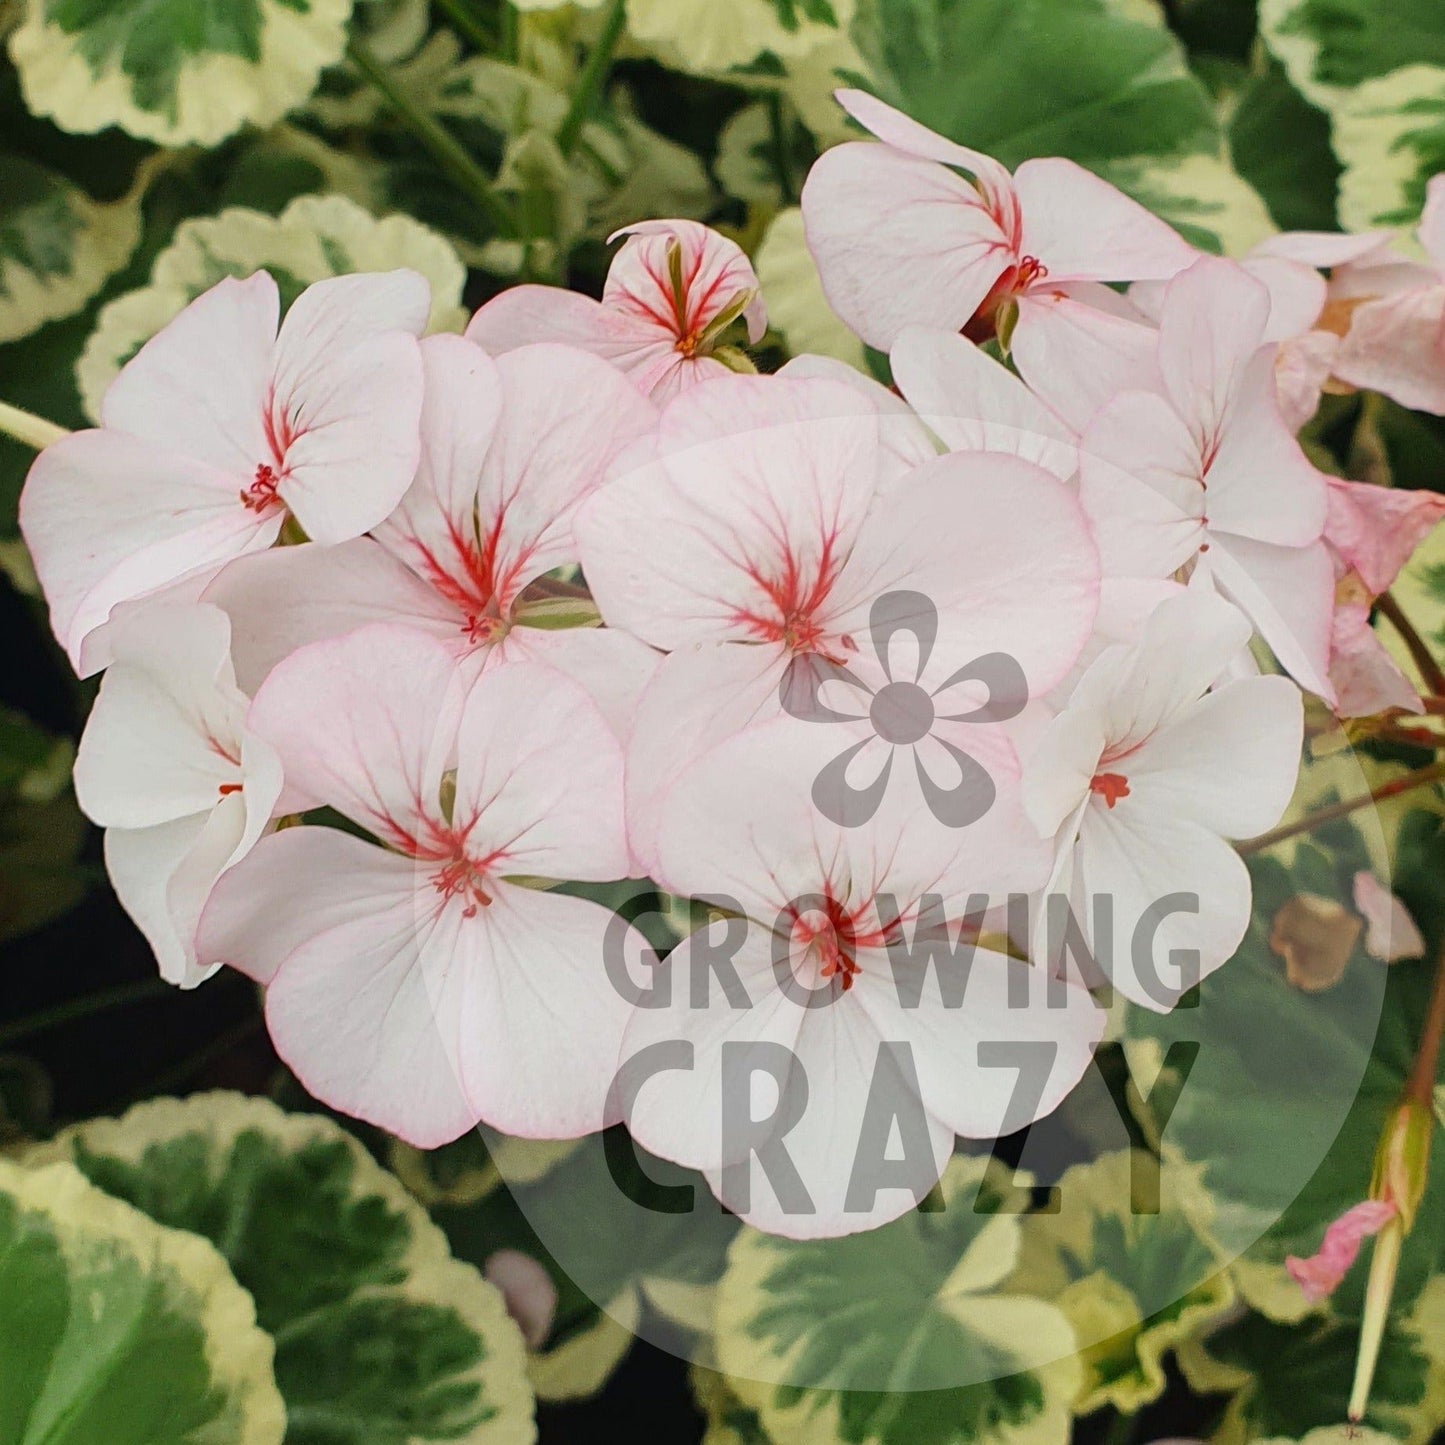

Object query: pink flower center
[788,893,890,994]
[432,855,494,919]
[963,254,1048,343]
[735,538,846,658]
[240,462,283,514]
[1090,771,1131,808]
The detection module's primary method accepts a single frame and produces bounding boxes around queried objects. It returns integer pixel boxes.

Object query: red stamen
[1090,772,1131,809]
[433,856,493,919]
[217,782,243,797]
[1015,254,1047,288]
[240,462,282,513]
[963,254,1048,343]
[733,535,845,657]
[790,893,888,994]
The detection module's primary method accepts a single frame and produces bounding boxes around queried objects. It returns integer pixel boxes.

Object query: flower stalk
[555,0,627,159]
[0,400,68,452]
[1347,940,1444,1422]
[1378,592,1445,698]
[346,36,517,237]
[1238,760,1445,855]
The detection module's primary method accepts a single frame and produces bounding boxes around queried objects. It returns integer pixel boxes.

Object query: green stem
[1237,760,1445,855]
[347,37,516,237]
[0,979,173,1050]
[500,0,519,62]
[432,0,495,51]
[1378,591,1445,698]
[556,0,627,159]
[0,400,68,452]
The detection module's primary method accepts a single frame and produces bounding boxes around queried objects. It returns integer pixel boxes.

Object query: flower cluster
[21,91,1445,1240]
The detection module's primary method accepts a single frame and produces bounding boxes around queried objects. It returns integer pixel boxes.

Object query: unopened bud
[1369,1095,1433,1229]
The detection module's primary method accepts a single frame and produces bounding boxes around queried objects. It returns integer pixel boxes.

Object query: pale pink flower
[1028,256,1336,699]
[1024,592,1303,1010]
[484,1250,558,1350]
[196,624,641,1147]
[1334,175,1445,415]
[1353,872,1426,962]
[574,372,1100,871]
[1324,477,1445,716]
[1286,1199,1397,1304]
[1134,230,1393,430]
[72,604,283,988]
[889,325,1079,482]
[201,333,660,730]
[21,271,429,675]
[466,220,766,401]
[800,88,1195,353]
[620,716,1104,1238]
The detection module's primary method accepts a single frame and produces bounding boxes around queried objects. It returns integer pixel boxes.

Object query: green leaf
[713,1157,1081,1445]
[852,0,1271,254]
[7,0,354,147]
[432,1127,738,1401]
[1180,1297,1436,1441]
[77,192,467,421]
[1258,0,1445,113]
[626,0,855,75]
[692,1362,776,1445]
[1126,806,1445,1329]
[27,1092,537,1445]
[1332,65,1445,231]
[1228,61,1342,232]
[1004,1151,1236,1415]
[856,0,1214,166]
[756,206,867,366]
[0,1156,286,1445]
[0,154,141,345]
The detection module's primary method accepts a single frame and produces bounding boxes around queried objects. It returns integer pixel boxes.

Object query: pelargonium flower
[800,88,1195,353]
[1023,591,1303,1010]
[196,624,642,1147]
[202,333,660,725]
[574,372,1100,871]
[466,220,766,401]
[1334,175,1445,416]
[1028,256,1336,700]
[1353,872,1426,962]
[620,716,1104,1238]
[1286,1200,1397,1304]
[1323,477,1445,716]
[1131,230,1395,431]
[889,324,1079,482]
[20,270,430,676]
[72,604,282,988]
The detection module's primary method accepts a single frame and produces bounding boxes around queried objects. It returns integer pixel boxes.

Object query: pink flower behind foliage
[1287,1200,1397,1304]
[800,88,1195,353]
[196,624,642,1148]
[1353,873,1426,962]
[466,220,766,401]
[21,271,429,675]
[1324,478,1445,716]
[1335,176,1445,415]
